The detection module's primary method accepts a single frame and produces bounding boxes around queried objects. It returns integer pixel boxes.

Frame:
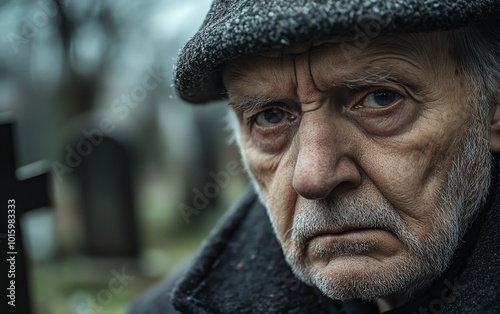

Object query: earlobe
[490,103,500,152]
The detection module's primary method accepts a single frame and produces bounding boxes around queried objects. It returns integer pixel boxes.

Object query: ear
[490,103,500,152]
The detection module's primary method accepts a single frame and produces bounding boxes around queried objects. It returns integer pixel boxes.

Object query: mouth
[304,226,393,250]
[314,226,387,237]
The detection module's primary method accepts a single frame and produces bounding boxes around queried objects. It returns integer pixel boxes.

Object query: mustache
[291,197,421,252]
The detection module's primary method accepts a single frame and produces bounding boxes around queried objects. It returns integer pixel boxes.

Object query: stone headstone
[72,136,139,258]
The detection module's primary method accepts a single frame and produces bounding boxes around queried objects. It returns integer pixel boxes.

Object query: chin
[288,253,437,301]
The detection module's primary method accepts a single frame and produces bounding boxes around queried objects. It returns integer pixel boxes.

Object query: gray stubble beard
[229,92,493,300]
[274,106,492,301]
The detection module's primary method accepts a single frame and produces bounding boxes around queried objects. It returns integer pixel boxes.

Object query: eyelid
[244,102,298,119]
[248,105,299,129]
[254,108,294,127]
[347,86,405,111]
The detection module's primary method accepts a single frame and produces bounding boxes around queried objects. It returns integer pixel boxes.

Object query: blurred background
[0,0,249,313]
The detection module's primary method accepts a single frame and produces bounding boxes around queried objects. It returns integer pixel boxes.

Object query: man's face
[224,33,492,301]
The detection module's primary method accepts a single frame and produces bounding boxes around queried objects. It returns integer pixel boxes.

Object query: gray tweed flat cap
[174,0,500,104]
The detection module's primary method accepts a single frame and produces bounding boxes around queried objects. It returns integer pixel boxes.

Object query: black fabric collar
[172,190,342,313]
[172,158,500,313]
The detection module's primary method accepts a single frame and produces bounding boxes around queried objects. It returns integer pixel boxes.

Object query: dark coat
[129,169,500,314]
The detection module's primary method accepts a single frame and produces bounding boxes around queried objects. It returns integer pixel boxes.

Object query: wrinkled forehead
[223,32,453,88]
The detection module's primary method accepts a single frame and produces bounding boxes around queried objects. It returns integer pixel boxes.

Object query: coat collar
[172,159,500,313]
[172,190,342,313]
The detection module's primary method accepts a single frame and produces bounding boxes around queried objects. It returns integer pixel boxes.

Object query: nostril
[334,181,359,194]
[292,177,360,200]
[292,157,362,200]
[292,184,331,200]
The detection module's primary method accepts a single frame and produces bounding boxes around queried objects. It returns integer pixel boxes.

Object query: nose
[292,112,362,200]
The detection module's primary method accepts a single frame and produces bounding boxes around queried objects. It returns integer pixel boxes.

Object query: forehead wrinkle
[365,32,450,73]
[310,42,439,98]
[292,50,329,112]
[342,70,402,88]
[224,32,452,109]
[224,54,296,98]
[224,31,450,84]
[313,60,428,97]
[309,33,449,90]
[223,57,260,89]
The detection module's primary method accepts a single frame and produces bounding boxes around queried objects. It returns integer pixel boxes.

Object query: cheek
[360,111,469,233]
[242,133,298,243]
[250,124,295,154]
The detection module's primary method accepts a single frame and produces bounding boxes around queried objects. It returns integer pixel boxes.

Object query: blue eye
[255,108,291,126]
[362,90,398,108]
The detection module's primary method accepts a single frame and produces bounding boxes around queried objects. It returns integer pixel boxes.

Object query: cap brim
[174,0,500,104]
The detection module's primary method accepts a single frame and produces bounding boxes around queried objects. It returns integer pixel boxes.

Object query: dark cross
[0,120,51,314]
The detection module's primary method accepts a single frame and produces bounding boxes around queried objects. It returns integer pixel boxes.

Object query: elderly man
[130,0,500,313]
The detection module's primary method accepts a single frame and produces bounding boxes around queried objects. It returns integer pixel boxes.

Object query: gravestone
[72,136,139,258]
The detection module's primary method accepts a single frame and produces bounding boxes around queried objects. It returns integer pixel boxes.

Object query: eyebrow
[340,69,419,91]
[229,95,280,112]
[228,68,423,112]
